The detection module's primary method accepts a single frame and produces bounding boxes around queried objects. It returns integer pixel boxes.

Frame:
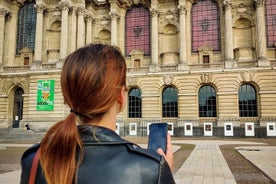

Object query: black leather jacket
[20,125,175,184]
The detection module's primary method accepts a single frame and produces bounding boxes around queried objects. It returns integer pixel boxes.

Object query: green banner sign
[37,80,55,111]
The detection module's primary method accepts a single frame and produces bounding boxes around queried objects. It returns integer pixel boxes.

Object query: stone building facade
[0,0,275,137]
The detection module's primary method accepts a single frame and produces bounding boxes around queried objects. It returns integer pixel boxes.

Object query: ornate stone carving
[0,8,8,16]
[77,6,86,16]
[178,5,186,15]
[34,2,46,13]
[86,12,93,22]
[109,9,120,20]
[127,76,137,86]
[241,71,252,82]
[223,0,232,10]
[201,73,212,84]
[254,0,265,7]
[59,0,71,11]
[0,78,29,95]
[163,75,173,85]
[150,8,159,17]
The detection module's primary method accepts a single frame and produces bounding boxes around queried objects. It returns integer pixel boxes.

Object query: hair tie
[70,109,80,116]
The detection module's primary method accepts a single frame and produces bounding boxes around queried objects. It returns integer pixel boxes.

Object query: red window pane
[125,6,150,56]
[191,0,220,52]
[266,0,276,47]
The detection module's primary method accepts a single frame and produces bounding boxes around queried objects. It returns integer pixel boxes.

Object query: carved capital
[178,5,186,15]
[86,12,93,22]
[150,8,159,17]
[34,2,46,13]
[109,9,120,20]
[0,8,8,16]
[223,0,232,10]
[59,0,71,11]
[254,0,265,7]
[77,6,86,16]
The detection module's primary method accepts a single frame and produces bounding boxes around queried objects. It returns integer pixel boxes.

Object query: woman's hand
[157,134,173,171]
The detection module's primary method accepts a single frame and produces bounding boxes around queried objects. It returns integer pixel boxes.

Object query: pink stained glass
[125,6,150,56]
[191,0,220,52]
[266,1,276,47]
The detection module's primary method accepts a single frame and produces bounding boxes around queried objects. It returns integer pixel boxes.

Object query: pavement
[0,140,276,184]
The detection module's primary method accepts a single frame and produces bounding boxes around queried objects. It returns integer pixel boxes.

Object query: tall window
[162,86,178,117]
[128,88,141,118]
[16,0,36,54]
[125,6,150,56]
[266,0,276,47]
[239,84,257,117]
[191,0,220,52]
[199,85,217,117]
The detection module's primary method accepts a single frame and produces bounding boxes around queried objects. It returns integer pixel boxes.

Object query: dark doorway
[12,87,24,128]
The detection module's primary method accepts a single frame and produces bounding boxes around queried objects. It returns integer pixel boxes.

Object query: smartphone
[148,123,168,153]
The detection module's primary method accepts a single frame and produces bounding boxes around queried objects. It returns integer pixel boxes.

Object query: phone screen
[148,123,168,153]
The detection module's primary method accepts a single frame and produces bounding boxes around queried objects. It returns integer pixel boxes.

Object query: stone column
[86,13,93,45]
[59,0,70,61]
[178,2,189,70]
[77,6,86,48]
[0,8,8,70]
[150,7,159,71]
[69,7,77,52]
[255,0,269,67]
[186,0,192,62]
[110,9,120,46]
[33,2,46,69]
[223,0,235,69]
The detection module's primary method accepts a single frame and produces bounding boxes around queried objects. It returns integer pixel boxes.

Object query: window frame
[128,88,142,118]
[198,85,217,117]
[162,86,178,118]
[238,84,258,117]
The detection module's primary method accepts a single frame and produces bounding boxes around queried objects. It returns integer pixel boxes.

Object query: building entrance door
[12,87,24,128]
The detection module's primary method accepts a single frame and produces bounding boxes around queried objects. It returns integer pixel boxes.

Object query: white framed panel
[168,123,174,136]
[267,122,276,136]
[147,123,151,135]
[184,122,193,136]
[204,122,213,136]
[129,123,137,136]
[245,122,254,136]
[115,123,120,135]
[224,122,233,136]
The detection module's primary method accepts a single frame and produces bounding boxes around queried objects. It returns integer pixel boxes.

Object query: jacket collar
[78,125,129,144]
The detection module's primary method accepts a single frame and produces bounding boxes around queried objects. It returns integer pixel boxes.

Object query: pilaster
[77,6,86,48]
[109,9,120,46]
[223,0,235,69]
[0,8,8,71]
[86,12,93,45]
[59,0,71,61]
[32,2,46,70]
[255,0,269,67]
[178,2,189,70]
[150,7,159,71]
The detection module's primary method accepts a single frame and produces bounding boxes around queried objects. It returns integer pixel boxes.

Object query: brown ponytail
[40,113,83,184]
[39,44,126,184]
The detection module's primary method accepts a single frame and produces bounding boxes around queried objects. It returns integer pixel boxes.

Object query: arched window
[125,6,150,56]
[162,87,178,117]
[239,84,257,117]
[16,0,37,54]
[265,0,276,47]
[199,85,217,117]
[191,0,220,52]
[128,88,141,118]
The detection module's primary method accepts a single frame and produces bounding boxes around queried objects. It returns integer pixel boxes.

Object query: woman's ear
[117,87,127,112]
